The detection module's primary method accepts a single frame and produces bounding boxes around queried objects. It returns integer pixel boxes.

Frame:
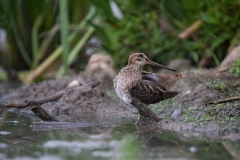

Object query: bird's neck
[124,64,143,73]
[126,63,143,69]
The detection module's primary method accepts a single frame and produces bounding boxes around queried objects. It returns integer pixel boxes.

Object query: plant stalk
[59,0,69,76]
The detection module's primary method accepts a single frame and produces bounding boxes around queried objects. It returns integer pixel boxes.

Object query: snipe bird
[113,52,183,122]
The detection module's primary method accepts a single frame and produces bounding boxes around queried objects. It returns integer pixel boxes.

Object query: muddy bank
[1,51,240,139]
[147,68,240,138]
[153,47,240,138]
[1,79,136,123]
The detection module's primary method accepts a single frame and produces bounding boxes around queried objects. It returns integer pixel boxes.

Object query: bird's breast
[113,68,141,104]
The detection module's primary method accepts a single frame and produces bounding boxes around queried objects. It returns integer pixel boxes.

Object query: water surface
[0,107,236,160]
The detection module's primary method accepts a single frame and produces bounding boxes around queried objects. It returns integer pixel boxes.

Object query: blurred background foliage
[0,0,240,82]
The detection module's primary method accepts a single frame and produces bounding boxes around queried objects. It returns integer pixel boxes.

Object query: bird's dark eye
[139,54,143,58]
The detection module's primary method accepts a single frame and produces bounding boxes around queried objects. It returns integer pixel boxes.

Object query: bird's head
[127,52,176,72]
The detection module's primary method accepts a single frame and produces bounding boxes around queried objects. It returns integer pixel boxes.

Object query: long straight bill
[146,59,176,72]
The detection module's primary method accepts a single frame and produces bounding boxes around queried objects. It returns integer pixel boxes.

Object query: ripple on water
[4,120,19,123]
[0,131,11,135]
[92,151,115,158]
[43,140,109,150]
[0,143,7,149]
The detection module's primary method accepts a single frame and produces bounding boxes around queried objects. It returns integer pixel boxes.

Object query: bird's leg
[131,98,160,125]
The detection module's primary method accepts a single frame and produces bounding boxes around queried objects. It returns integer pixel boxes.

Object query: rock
[82,53,116,90]
[171,109,181,118]
[219,45,240,71]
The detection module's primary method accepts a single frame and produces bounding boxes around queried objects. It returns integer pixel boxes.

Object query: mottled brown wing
[130,80,179,104]
[142,71,183,90]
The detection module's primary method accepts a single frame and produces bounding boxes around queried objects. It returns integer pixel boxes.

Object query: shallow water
[0,107,237,160]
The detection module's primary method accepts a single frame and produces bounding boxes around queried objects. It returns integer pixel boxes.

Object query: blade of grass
[31,15,43,69]
[67,27,94,64]
[59,0,69,76]
[37,25,60,65]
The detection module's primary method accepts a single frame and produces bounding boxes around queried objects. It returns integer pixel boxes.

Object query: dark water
[0,108,237,160]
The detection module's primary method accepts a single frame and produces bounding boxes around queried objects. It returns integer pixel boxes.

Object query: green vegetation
[177,101,239,126]
[230,80,240,87]
[182,111,194,122]
[205,80,226,91]
[0,0,92,82]
[229,58,240,77]
[150,98,175,116]
[1,0,240,82]
[93,0,240,68]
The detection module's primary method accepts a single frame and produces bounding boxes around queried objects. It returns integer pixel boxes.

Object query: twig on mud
[24,100,56,121]
[5,81,99,109]
[205,95,240,104]
[4,100,57,121]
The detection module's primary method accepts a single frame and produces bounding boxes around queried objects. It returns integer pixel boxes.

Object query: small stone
[171,109,181,118]
[189,146,197,153]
